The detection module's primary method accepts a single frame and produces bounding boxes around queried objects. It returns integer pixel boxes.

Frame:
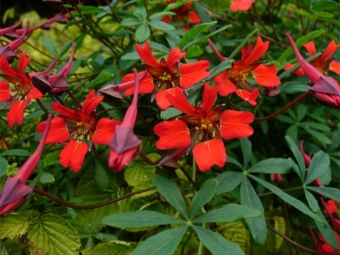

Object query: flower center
[159,72,172,81]
[73,122,92,142]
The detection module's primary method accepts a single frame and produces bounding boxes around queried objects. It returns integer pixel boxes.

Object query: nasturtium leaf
[240,178,267,245]
[94,160,109,191]
[131,225,187,255]
[152,175,188,219]
[82,241,136,255]
[305,190,339,250]
[191,225,245,255]
[297,104,307,122]
[41,38,58,57]
[193,204,261,224]
[190,179,218,219]
[249,175,325,223]
[215,171,243,195]
[120,18,141,27]
[306,187,340,202]
[247,158,292,174]
[27,214,80,255]
[0,214,31,239]
[304,151,330,185]
[88,71,113,89]
[285,136,306,180]
[101,210,185,228]
[302,126,332,144]
[177,22,216,49]
[0,149,31,157]
[301,122,331,132]
[148,20,174,31]
[135,23,150,43]
[240,138,252,169]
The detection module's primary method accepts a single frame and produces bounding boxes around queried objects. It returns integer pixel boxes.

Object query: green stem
[192,158,197,183]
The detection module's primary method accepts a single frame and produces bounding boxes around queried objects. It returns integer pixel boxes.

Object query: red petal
[213,72,237,96]
[0,54,16,78]
[18,52,30,73]
[0,82,11,102]
[179,60,210,89]
[330,61,340,75]
[283,63,305,76]
[7,100,28,128]
[27,87,43,100]
[51,102,77,119]
[36,117,69,144]
[60,140,88,172]
[92,118,121,145]
[154,119,191,149]
[230,0,254,11]
[165,87,196,114]
[322,40,339,61]
[201,83,218,111]
[123,71,154,96]
[235,88,259,105]
[189,11,201,23]
[82,89,103,116]
[220,110,254,139]
[192,139,226,171]
[167,47,186,68]
[303,41,316,55]
[243,36,269,64]
[135,42,160,67]
[253,64,281,86]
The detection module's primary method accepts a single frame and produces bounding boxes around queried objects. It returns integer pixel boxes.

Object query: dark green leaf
[215,171,243,195]
[101,210,185,228]
[131,226,187,255]
[152,175,188,219]
[191,225,245,255]
[302,126,332,144]
[0,149,31,157]
[120,18,141,26]
[240,138,252,169]
[206,59,232,80]
[0,157,8,177]
[312,0,340,11]
[88,71,113,89]
[149,20,174,31]
[95,160,109,191]
[135,23,150,43]
[41,38,58,57]
[228,29,259,59]
[306,187,340,202]
[304,151,330,185]
[247,158,292,174]
[301,122,331,131]
[285,136,305,180]
[190,179,218,219]
[149,11,176,20]
[297,104,307,122]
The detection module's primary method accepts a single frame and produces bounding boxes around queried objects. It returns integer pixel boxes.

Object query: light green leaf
[152,175,188,220]
[101,210,185,228]
[191,225,245,255]
[285,136,305,180]
[273,216,285,251]
[135,23,150,43]
[247,158,292,174]
[304,151,330,185]
[38,172,55,184]
[88,71,113,89]
[193,204,261,224]
[149,20,175,31]
[131,225,187,255]
[27,214,80,255]
[41,38,58,57]
[240,178,267,245]
[82,241,136,255]
[240,138,252,169]
[0,149,31,157]
[177,22,216,49]
[306,187,340,202]
[120,18,141,26]
[149,11,176,19]
[215,171,243,195]
[190,179,218,219]
[0,214,30,239]
[249,175,325,223]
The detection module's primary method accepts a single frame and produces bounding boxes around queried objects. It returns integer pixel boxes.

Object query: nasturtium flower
[36,90,120,172]
[230,0,254,11]
[212,36,280,105]
[154,83,254,171]
[161,0,201,26]
[133,41,210,110]
[0,52,43,128]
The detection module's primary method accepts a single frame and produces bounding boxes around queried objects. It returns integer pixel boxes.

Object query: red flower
[153,83,254,171]
[212,36,280,105]
[133,41,210,109]
[161,1,201,26]
[317,232,340,254]
[36,90,120,172]
[230,0,254,11]
[0,52,43,128]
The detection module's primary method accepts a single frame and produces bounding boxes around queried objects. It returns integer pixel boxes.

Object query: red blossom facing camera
[154,83,254,171]
[230,0,254,11]
[36,90,120,172]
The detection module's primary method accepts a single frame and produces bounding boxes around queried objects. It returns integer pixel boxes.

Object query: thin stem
[36,99,50,115]
[33,186,156,210]
[192,158,197,183]
[180,229,193,255]
[66,89,82,108]
[255,92,310,121]
[179,167,196,186]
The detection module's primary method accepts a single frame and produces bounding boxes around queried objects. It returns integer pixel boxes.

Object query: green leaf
[279,83,310,94]
[177,22,216,49]
[306,187,340,202]
[297,104,307,122]
[120,18,141,26]
[190,179,218,219]
[240,138,252,169]
[102,210,185,228]
[277,30,325,65]
[0,214,31,239]
[0,240,9,255]
[38,171,55,184]
[228,29,260,59]
[0,149,31,157]
[0,157,8,177]
[191,225,245,255]
[152,175,188,219]
[205,59,232,81]
[135,23,150,43]
[149,11,176,19]
[88,71,113,89]
[249,175,325,223]
[82,241,136,255]
[95,160,109,191]
[302,126,332,144]
[215,171,243,195]
[301,122,331,132]
[304,151,330,185]
[285,136,305,180]
[247,158,292,174]
[273,216,285,251]
[27,214,80,255]
[131,225,187,255]
[312,0,340,11]
[240,178,267,245]
[193,204,261,224]
[294,8,311,17]
[148,20,174,31]
[41,38,58,57]
[305,190,339,250]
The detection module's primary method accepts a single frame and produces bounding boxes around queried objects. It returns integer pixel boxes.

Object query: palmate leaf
[285,136,306,180]
[240,138,252,169]
[306,187,340,202]
[215,171,243,195]
[27,214,80,255]
[304,151,330,185]
[191,225,245,255]
[101,210,185,228]
[0,213,31,239]
[247,158,292,174]
[152,175,188,220]
[131,225,187,255]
